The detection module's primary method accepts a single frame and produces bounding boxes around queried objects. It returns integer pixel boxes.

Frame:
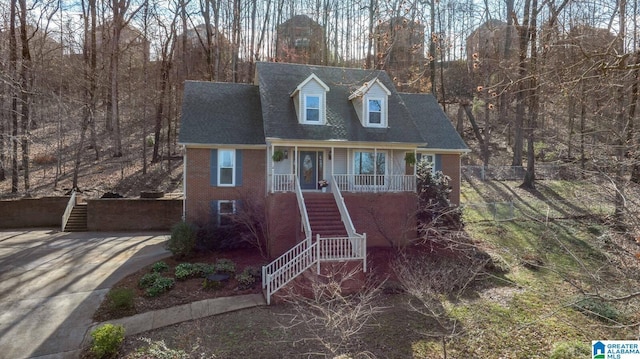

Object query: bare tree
[280,264,386,358]
[9,0,19,193]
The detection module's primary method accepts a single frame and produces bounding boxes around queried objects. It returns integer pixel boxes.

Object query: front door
[299,151,323,190]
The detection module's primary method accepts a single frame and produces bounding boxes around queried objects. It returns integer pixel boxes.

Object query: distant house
[276,15,326,65]
[374,16,426,92]
[174,24,232,81]
[179,62,468,303]
[466,19,519,72]
[374,16,425,68]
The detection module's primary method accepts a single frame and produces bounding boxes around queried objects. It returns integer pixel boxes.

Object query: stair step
[64,204,88,232]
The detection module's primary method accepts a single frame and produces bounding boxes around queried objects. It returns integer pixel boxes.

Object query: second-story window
[218,149,235,186]
[305,95,321,123]
[368,99,383,125]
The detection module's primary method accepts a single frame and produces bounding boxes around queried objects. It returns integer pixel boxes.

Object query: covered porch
[268,142,422,193]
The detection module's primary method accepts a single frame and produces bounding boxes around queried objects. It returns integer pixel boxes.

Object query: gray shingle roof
[400,93,469,150]
[179,62,468,152]
[179,81,265,145]
[255,62,426,144]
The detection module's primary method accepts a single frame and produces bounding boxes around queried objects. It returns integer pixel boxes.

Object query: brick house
[179,62,468,303]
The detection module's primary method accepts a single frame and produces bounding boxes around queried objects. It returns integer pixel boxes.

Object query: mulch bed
[93,248,268,322]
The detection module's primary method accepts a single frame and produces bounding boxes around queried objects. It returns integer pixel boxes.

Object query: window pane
[369,112,381,124]
[369,99,381,112]
[220,168,233,184]
[354,152,386,175]
[368,99,382,124]
[219,201,234,214]
[220,150,233,167]
[306,96,319,109]
[376,153,386,174]
[306,108,320,122]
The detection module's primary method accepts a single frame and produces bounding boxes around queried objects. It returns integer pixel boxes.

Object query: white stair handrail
[61,190,77,231]
[262,176,368,305]
[330,175,358,238]
[262,241,318,305]
[294,176,312,244]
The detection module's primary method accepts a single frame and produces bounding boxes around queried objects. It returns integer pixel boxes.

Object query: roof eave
[179,142,267,149]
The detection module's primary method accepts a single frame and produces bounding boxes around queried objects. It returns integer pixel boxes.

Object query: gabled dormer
[291,73,330,125]
[348,78,391,128]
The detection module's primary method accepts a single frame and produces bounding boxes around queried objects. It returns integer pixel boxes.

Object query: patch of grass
[108,288,135,312]
[572,297,621,323]
[550,340,591,359]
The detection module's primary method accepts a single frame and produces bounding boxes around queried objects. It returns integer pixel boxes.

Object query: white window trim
[303,93,324,125]
[218,149,235,186]
[217,200,236,226]
[353,150,388,176]
[418,153,435,174]
[365,97,386,127]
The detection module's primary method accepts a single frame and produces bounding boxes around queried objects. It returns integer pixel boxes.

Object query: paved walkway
[0,229,172,359]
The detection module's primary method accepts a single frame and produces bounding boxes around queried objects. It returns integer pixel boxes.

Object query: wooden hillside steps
[304,193,348,238]
[64,204,88,232]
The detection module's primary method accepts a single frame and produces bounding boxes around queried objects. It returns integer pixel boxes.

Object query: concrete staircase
[64,204,88,232]
[304,193,348,238]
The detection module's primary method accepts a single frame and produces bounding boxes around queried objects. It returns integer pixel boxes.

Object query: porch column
[331,146,335,184]
[294,145,298,185]
[374,147,378,193]
[270,143,275,193]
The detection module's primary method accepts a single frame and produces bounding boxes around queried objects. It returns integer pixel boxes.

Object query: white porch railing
[61,190,77,231]
[261,234,367,305]
[333,174,416,192]
[272,174,295,192]
[262,239,318,305]
[317,235,367,271]
[262,176,368,304]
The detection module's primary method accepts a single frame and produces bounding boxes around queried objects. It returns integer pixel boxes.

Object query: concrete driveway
[0,229,171,359]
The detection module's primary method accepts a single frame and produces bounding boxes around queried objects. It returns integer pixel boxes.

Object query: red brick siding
[185,148,266,224]
[266,193,303,258]
[440,154,461,205]
[344,192,417,247]
[0,197,68,228]
[87,199,182,231]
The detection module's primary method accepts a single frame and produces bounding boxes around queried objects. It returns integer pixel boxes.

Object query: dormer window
[349,78,391,128]
[367,98,384,126]
[305,95,321,122]
[291,73,330,125]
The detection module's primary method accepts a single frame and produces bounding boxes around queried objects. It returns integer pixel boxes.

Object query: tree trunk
[19,0,31,194]
[429,0,436,95]
[512,0,531,168]
[629,51,640,183]
[613,0,627,228]
[521,0,538,190]
[152,25,175,163]
[462,103,489,167]
[9,0,19,193]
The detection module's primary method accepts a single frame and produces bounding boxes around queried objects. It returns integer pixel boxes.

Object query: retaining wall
[0,197,69,228]
[0,196,183,231]
[86,198,182,231]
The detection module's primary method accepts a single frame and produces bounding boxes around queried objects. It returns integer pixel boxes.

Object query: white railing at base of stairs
[262,176,367,305]
[61,190,77,231]
[261,234,367,305]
